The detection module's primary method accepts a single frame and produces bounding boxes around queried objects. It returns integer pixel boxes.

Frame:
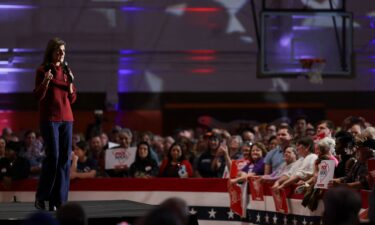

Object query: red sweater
[159,159,193,178]
[34,64,77,122]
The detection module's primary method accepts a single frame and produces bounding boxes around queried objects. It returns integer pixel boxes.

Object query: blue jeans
[36,121,72,205]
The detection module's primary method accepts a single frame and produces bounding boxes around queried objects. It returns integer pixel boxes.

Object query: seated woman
[106,129,133,177]
[272,137,317,190]
[262,145,297,181]
[222,141,251,177]
[303,137,336,187]
[330,139,375,190]
[334,131,356,178]
[230,142,267,184]
[301,137,337,211]
[159,142,193,178]
[129,142,159,178]
[70,141,97,179]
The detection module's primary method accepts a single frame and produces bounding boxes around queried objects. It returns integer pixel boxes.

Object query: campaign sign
[314,160,335,189]
[105,147,136,169]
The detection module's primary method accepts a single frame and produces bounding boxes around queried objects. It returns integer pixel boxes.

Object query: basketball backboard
[259,11,353,77]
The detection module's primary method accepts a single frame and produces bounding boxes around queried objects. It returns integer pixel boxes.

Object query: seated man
[272,137,317,190]
[261,145,297,182]
[264,125,293,175]
[70,141,98,179]
[0,141,30,187]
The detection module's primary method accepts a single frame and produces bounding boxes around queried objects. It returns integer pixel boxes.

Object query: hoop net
[299,58,326,84]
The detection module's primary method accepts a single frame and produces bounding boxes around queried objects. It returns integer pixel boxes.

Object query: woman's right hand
[43,69,53,84]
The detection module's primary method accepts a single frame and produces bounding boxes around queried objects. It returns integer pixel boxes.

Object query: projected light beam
[0,4,35,9]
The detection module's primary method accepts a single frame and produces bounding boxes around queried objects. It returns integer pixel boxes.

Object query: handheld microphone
[64,61,74,83]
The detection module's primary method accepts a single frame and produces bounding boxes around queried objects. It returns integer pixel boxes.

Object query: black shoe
[34,200,46,210]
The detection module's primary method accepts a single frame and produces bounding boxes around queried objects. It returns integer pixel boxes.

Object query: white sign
[105,147,137,170]
[314,160,335,189]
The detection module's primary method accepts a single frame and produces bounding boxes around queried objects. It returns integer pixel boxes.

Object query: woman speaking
[34,38,77,211]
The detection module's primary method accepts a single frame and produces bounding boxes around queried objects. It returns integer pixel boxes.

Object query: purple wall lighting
[370,17,375,29]
[118,49,138,92]
[0,4,35,9]
[119,57,134,62]
[13,48,41,53]
[0,68,32,73]
[118,69,134,76]
[120,6,144,12]
[119,49,138,55]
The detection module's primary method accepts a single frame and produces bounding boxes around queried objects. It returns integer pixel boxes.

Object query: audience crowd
[1,115,374,182]
[1,114,375,224]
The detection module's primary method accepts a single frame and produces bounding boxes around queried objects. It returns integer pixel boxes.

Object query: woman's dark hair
[335,131,355,149]
[268,135,277,144]
[43,37,66,65]
[323,187,361,225]
[316,120,335,131]
[76,141,89,152]
[24,130,36,138]
[250,142,267,158]
[296,137,314,153]
[57,202,87,225]
[167,142,186,162]
[135,141,152,162]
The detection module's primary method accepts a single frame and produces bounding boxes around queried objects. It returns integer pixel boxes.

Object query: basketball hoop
[299,58,326,84]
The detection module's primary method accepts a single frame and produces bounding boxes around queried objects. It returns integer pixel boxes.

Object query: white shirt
[284,153,318,179]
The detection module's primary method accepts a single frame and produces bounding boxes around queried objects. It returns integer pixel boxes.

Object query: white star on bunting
[256,213,261,222]
[227,210,234,219]
[265,214,270,223]
[284,216,288,225]
[303,218,307,225]
[273,214,278,224]
[189,208,197,215]
[208,208,217,219]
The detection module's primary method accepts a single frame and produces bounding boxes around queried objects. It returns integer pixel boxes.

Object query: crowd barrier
[0,178,371,225]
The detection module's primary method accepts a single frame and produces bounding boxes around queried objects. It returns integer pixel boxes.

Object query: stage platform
[0,200,154,225]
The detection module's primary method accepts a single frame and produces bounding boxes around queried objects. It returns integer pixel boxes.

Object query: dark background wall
[0,0,374,134]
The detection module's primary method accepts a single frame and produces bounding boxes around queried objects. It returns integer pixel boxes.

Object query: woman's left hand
[69,83,74,94]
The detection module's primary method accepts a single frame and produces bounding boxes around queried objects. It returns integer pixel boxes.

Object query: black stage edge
[0,200,199,225]
[0,200,153,225]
